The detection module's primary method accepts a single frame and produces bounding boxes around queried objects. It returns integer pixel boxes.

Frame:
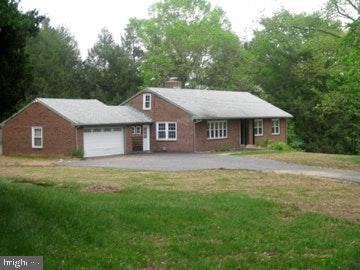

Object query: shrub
[71,148,84,158]
[287,120,304,150]
[270,141,292,151]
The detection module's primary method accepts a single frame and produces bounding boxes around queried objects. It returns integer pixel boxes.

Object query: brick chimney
[164,77,182,88]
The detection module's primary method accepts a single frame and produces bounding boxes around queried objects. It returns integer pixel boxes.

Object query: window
[132,126,142,135]
[254,119,263,136]
[143,93,151,110]
[84,128,92,133]
[207,120,227,139]
[272,119,280,135]
[32,127,43,149]
[103,127,112,132]
[156,122,177,140]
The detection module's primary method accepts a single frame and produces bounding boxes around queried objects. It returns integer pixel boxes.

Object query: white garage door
[83,127,124,157]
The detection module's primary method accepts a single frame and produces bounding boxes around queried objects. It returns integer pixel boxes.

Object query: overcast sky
[20,0,328,58]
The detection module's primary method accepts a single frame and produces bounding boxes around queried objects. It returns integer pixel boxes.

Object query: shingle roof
[36,98,152,125]
[0,98,150,126]
[146,88,292,119]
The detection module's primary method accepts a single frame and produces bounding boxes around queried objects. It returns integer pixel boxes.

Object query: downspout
[75,126,78,150]
[193,122,196,152]
[193,119,202,152]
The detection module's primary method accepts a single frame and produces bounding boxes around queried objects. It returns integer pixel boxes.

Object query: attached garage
[83,127,124,157]
[0,98,152,157]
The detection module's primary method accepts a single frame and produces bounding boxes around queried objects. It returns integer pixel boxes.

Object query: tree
[326,0,359,22]
[25,18,83,101]
[248,11,344,152]
[129,0,247,89]
[0,0,42,121]
[83,29,141,104]
[121,23,144,66]
[317,19,360,153]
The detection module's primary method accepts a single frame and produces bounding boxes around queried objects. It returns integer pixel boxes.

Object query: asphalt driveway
[61,153,360,183]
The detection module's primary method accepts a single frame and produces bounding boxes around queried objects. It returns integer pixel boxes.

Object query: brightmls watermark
[0,257,43,270]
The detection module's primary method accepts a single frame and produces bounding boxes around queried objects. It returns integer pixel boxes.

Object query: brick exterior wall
[127,92,194,152]
[126,92,288,153]
[195,120,240,151]
[254,118,287,146]
[3,95,288,157]
[2,102,82,156]
[124,125,143,154]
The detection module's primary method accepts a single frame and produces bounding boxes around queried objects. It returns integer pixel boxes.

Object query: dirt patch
[0,156,59,167]
[81,182,126,193]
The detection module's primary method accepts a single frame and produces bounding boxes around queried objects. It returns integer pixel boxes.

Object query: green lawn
[230,151,360,171]
[0,178,359,269]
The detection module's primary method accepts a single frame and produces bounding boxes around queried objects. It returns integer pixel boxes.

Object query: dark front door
[240,119,248,145]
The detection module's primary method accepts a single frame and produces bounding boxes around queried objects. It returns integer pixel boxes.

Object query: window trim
[254,119,263,136]
[207,120,228,140]
[143,93,152,110]
[271,119,280,135]
[132,126,142,135]
[156,122,177,141]
[31,126,43,149]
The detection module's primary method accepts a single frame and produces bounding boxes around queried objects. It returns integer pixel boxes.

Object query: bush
[270,141,292,151]
[71,148,84,158]
[287,120,304,150]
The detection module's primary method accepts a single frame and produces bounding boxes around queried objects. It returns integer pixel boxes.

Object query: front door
[143,124,150,151]
[240,120,248,145]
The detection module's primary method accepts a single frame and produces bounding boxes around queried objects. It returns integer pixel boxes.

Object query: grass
[0,156,359,269]
[0,179,359,269]
[230,150,360,172]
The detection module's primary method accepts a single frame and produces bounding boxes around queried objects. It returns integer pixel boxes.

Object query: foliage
[70,148,84,158]
[128,0,250,89]
[287,120,304,150]
[0,0,43,121]
[25,18,83,102]
[269,141,293,151]
[83,29,142,104]
[246,10,360,153]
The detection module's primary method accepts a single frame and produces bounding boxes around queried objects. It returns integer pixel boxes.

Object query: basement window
[254,119,263,136]
[272,119,280,135]
[32,127,43,149]
[143,93,152,110]
[156,122,177,141]
[207,120,227,139]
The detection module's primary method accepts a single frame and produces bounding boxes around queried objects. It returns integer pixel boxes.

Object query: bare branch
[335,1,357,21]
[345,0,359,13]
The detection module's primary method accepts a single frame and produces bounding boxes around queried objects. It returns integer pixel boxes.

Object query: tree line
[0,0,359,154]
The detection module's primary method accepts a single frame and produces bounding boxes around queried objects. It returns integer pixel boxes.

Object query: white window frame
[254,119,263,136]
[207,120,228,140]
[272,119,280,135]
[31,126,43,149]
[132,126,142,135]
[143,93,152,110]
[156,122,177,141]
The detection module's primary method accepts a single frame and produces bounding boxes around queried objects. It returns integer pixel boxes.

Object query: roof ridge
[37,97,100,101]
[148,87,251,94]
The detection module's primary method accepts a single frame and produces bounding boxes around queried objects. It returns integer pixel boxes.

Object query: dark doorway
[240,119,248,145]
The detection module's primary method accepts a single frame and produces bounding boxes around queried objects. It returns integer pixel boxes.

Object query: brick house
[0,84,292,157]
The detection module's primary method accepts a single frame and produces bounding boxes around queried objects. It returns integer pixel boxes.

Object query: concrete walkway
[61,153,360,183]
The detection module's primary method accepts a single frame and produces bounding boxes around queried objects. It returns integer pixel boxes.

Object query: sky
[20,0,329,58]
